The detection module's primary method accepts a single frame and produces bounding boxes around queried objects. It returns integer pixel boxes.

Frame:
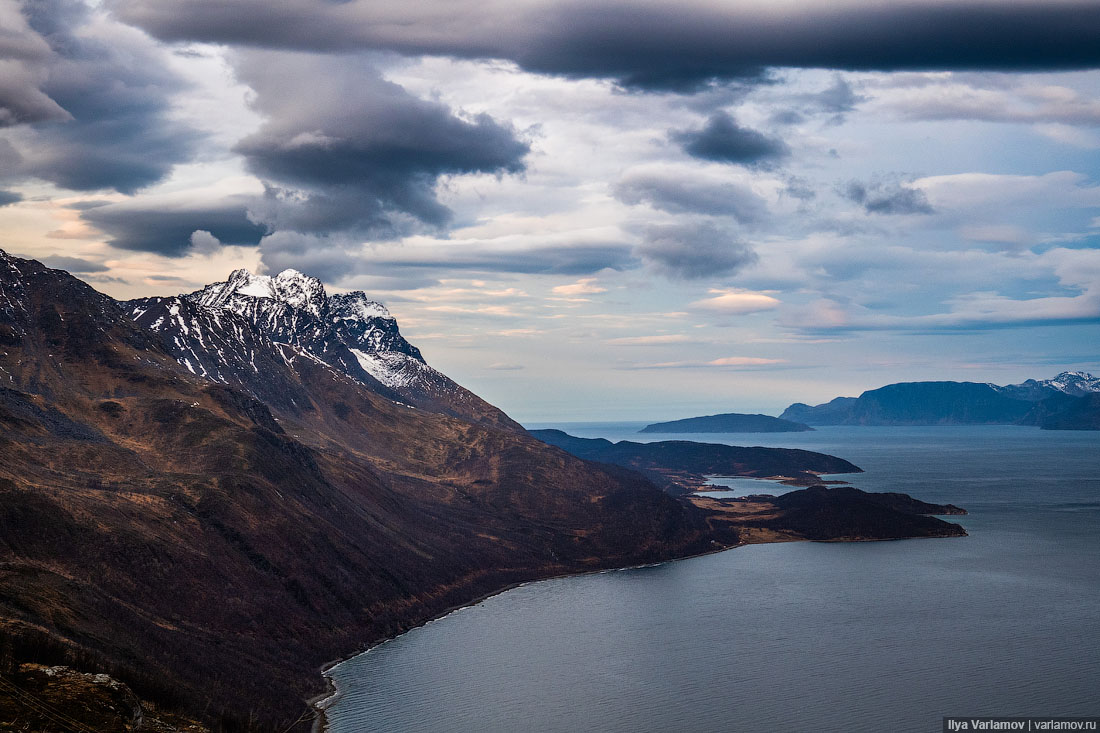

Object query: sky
[2,0,1100,421]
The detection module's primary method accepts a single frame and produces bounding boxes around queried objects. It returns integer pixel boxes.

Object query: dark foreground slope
[0,252,730,730]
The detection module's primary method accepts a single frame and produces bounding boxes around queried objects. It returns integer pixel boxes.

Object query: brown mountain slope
[0,251,732,730]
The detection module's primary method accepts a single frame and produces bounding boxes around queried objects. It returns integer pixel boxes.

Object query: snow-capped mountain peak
[1044,371,1100,396]
[995,371,1100,400]
[196,267,328,318]
[328,291,392,323]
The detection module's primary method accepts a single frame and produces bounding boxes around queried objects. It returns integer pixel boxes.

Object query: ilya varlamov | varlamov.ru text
[944,719,1099,732]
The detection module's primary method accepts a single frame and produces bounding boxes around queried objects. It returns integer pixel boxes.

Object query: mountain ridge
[177,266,518,431]
[780,374,1100,429]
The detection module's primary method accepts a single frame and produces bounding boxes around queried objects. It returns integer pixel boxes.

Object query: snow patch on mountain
[329,292,392,322]
[348,349,424,390]
[193,268,328,319]
[175,267,466,409]
[1044,371,1100,396]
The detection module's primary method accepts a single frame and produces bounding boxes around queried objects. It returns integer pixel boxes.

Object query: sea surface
[323,424,1100,733]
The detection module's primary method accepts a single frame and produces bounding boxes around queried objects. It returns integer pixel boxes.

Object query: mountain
[996,371,1100,400]
[780,376,1100,428]
[163,267,521,430]
[639,413,813,433]
[530,429,860,492]
[0,250,967,729]
[0,251,732,729]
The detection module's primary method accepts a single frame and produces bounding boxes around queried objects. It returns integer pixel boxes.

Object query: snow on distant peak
[1000,371,1100,399]
[194,267,327,317]
[1046,371,1100,395]
[328,292,392,322]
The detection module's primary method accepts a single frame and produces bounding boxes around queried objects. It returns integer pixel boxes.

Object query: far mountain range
[778,373,1100,429]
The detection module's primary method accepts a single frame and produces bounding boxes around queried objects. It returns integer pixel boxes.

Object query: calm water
[323,425,1100,732]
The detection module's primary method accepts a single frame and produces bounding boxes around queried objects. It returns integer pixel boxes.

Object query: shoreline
[307,527,969,730]
[307,486,969,731]
[308,538,745,732]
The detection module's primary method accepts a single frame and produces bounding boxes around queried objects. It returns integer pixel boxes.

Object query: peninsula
[640,412,813,433]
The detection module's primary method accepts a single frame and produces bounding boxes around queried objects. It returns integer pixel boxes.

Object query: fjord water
[324,425,1100,733]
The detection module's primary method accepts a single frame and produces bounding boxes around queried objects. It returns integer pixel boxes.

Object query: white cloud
[914,171,1100,210]
[873,78,1100,126]
[623,356,787,369]
[779,248,1100,332]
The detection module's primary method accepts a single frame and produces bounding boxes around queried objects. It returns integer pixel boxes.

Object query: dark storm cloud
[0,190,21,206]
[38,254,107,273]
[0,67,70,127]
[672,113,789,166]
[637,221,757,280]
[2,0,199,193]
[614,170,768,223]
[232,52,528,237]
[81,198,267,255]
[0,3,70,126]
[113,0,1100,90]
[844,181,934,215]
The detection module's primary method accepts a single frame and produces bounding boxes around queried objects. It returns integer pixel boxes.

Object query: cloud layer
[114,0,1100,89]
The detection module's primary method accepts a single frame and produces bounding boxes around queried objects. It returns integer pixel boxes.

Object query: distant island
[779,373,1100,430]
[640,412,813,434]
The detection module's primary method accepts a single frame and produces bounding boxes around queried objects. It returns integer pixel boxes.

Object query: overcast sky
[3,0,1100,420]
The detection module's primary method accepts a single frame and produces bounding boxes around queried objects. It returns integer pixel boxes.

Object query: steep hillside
[177,268,520,431]
[0,251,731,729]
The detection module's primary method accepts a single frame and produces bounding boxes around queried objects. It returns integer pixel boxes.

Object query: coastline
[308,538,745,732]
[307,482,969,730]
[308,521,967,730]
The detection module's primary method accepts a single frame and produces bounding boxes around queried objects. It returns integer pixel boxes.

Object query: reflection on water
[699,475,795,498]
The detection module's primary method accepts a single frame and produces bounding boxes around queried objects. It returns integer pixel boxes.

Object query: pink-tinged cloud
[623,356,787,369]
[690,289,781,314]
